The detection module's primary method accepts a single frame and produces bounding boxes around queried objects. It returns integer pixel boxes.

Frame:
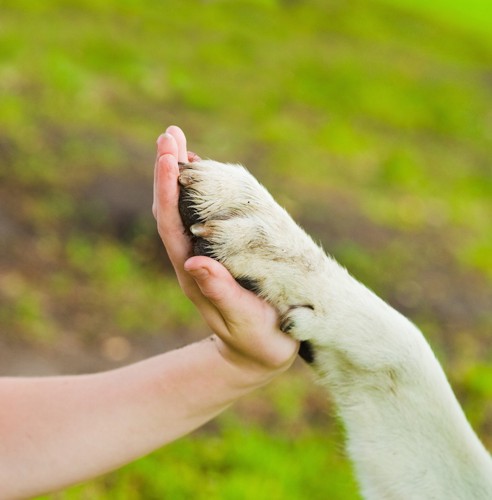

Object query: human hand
[153,126,299,380]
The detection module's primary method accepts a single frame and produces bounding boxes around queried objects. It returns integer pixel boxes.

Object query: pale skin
[0,126,299,499]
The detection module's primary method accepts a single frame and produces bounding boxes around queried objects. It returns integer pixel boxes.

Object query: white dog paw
[178,160,328,363]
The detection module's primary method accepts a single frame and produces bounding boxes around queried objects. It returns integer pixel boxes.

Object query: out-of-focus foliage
[0,0,491,498]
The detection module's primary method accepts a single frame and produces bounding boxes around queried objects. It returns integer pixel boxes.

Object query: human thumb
[184,256,242,308]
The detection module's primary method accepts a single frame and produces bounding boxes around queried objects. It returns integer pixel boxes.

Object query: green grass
[384,0,492,42]
[35,424,358,500]
[1,0,492,498]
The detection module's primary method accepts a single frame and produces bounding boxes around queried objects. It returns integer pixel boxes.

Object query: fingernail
[156,132,167,144]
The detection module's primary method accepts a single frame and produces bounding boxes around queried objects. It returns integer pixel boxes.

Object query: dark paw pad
[235,276,262,294]
[298,340,315,364]
[178,188,201,231]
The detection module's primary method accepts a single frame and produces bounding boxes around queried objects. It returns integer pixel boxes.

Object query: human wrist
[208,334,295,391]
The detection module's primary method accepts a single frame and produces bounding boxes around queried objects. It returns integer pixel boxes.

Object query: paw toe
[279,303,315,333]
[279,315,295,334]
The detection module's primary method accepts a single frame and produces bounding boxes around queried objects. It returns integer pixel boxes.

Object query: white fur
[179,160,492,499]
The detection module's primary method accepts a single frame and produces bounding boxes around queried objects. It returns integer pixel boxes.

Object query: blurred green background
[1,0,491,498]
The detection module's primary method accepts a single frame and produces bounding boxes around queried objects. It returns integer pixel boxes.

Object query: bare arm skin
[0,127,298,500]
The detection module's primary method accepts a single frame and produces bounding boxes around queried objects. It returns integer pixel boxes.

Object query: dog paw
[178,160,329,362]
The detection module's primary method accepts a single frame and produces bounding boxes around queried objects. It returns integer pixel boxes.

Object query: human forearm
[0,337,273,499]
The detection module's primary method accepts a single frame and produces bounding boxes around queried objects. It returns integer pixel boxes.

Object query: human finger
[153,132,179,219]
[153,147,219,314]
[166,125,188,164]
[188,151,201,163]
[154,153,194,268]
[184,256,245,320]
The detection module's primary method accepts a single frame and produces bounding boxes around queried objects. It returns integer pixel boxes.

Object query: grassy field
[0,0,491,498]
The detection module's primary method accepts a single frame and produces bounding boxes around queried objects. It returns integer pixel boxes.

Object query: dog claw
[178,169,194,187]
[279,314,294,334]
[190,223,211,238]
